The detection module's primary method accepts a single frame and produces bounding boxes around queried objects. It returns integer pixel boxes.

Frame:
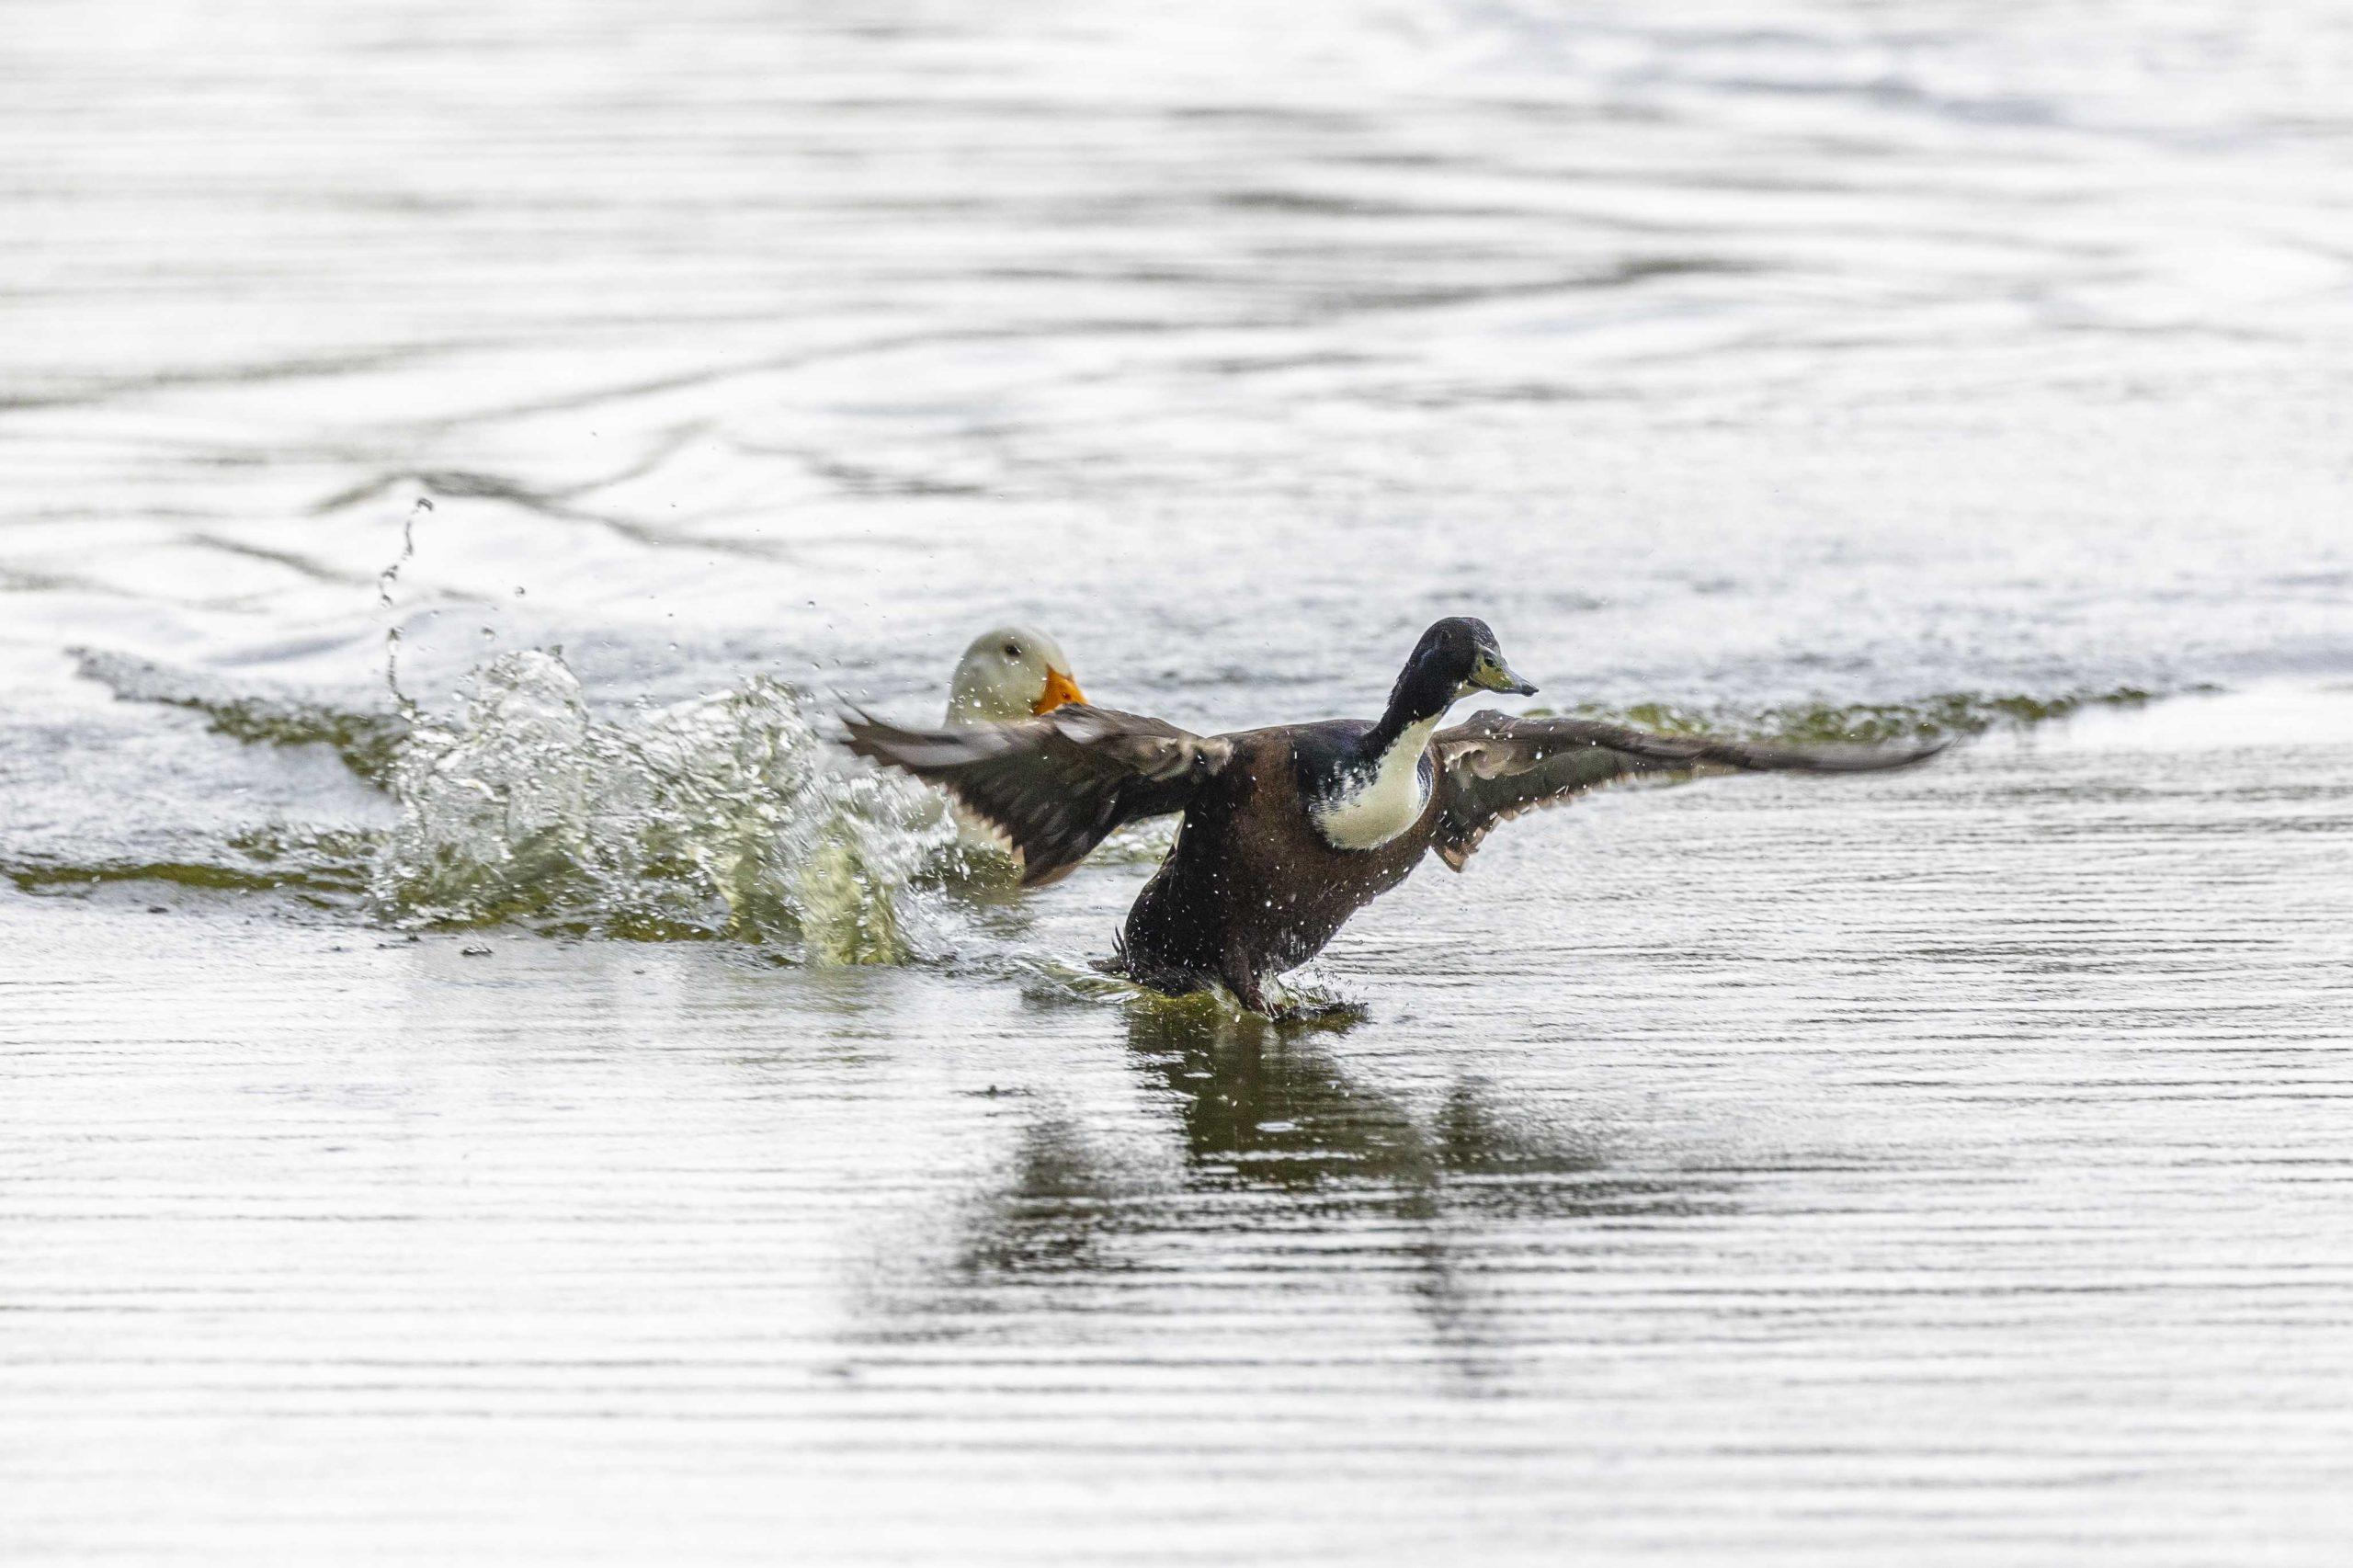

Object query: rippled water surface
[5,2,2351,1562]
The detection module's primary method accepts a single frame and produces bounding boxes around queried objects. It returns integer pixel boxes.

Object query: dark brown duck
[845,618,1943,1016]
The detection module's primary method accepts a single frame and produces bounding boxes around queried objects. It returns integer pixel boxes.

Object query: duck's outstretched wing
[841,704,1231,887]
[1431,710,1947,870]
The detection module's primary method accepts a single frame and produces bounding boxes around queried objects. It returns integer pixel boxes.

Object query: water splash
[66,642,995,961]
[370,650,959,962]
[377,495,432,722]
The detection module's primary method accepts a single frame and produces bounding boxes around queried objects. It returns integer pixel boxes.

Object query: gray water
[5,2,2352,1562]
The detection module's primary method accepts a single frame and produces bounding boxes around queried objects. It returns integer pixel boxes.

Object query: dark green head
[1382,617,1538,733]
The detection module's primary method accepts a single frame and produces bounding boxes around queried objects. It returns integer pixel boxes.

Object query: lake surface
[5,2,2351,1562]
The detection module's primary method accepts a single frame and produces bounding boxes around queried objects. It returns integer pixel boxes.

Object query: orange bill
[1032,667,1086,714]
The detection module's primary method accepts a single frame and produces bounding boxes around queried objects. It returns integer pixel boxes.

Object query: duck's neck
[1311,669,1457,851]
[944,669,1014,727]
[1363,709,1446,778]
[1363,660,1458,757]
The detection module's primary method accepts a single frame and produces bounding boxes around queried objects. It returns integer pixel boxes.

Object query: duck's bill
[1471,659,1539,697]
[1033,667,1087,713]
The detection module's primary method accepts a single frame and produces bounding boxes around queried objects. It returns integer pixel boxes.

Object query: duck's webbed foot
[1226,975,1277,1017]
[1273,994,1365,1027]
[1218,970,1354,1026]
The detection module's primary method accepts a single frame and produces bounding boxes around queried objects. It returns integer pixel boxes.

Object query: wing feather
[841,704,1227,886]
[1432,710,1947,869]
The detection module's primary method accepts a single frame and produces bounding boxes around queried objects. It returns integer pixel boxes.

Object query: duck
[845,617,1944,1016]
[933,625,1089,869]
[944,625,1086,725]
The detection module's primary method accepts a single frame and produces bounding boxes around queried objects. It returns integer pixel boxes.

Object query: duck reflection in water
[861,999,1743,1377]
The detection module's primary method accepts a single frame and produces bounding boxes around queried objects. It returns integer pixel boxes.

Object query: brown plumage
[843,619,1945,1015]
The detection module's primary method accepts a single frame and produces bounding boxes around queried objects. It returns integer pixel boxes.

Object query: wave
[1554,685,2163,744]
[59,647,2180,958]
[73,648,412,786]
[3,826,375,905]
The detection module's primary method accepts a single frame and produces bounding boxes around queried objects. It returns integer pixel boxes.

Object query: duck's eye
[1002,642,1022,660]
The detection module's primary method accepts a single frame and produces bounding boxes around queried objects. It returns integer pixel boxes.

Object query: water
[5,2,2351,1562]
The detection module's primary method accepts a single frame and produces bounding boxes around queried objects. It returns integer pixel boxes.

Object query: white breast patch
[1310,714,1442,850]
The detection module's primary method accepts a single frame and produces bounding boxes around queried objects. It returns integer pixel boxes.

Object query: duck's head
[946,625,1087,725]
[1388,616,1537,723]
